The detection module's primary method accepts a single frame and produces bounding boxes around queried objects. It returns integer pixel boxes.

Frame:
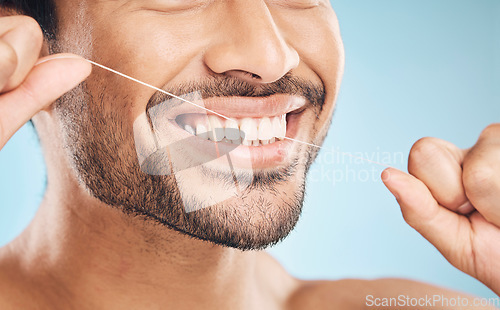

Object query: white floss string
[37,56,233,122]
[36,55,393,169]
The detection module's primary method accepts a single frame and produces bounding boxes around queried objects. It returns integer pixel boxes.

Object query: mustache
[146,72,326,112]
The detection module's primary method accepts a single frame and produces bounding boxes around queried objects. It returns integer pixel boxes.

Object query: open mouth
[159,94,307,148]
[142,95,309,169]
[174,114,289,146]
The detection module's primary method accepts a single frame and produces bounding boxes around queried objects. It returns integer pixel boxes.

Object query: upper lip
[158,94,308,120]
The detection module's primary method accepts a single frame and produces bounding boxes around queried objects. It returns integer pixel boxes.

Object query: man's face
[50,0,344,249]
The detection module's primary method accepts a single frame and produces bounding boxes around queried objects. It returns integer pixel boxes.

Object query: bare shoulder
[285,277,498,310]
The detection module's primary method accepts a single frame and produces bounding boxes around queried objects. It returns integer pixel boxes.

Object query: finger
[382,168,475,274]
[407,137,473,214]
[463,124,500,225]
[0,16,43,92]
[0,38,17,90]
[0,54,92,149]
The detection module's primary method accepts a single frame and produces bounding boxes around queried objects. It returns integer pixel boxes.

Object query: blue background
[1,0,498,299]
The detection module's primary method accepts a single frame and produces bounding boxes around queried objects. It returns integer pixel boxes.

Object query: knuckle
[15,15,43,35]
[401,211,418,229]
[410,137,442,159]
[463,162,495,197]
[479,123,500,140]
[0,40,18,76]
[13,16,44,49]
[401,209,429,234]
[408,137,443,173]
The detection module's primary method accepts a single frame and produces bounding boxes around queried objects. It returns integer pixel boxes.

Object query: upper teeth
[182,115,286,146]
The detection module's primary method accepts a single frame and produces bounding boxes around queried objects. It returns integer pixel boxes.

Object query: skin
[0,0,498,309]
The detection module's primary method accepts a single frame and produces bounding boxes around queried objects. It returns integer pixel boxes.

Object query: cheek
[275,10,344,138]
[86,14,217,119]
[92,27,191,82]
[292,16,344,100]
[91,12,216,79]
[273,8,344,75]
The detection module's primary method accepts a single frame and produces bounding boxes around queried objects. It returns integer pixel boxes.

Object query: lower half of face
[55,77,329,250]
[50,0,343,250]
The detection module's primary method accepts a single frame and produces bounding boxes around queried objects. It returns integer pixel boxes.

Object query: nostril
[249,73,261,80]
[226,70,262,82]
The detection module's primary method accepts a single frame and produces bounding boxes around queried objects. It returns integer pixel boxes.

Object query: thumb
[382,167,475,274]
[0,53,91,148]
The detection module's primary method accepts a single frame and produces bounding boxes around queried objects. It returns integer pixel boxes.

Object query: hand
[0,14,91,150]
[382,126,500,295]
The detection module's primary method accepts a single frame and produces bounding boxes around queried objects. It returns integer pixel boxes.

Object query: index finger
[407,137,472,214]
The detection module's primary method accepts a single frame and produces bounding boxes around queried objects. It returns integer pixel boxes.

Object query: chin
[143,154,307,250]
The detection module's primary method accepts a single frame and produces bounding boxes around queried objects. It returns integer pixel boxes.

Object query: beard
[54,72,326,251]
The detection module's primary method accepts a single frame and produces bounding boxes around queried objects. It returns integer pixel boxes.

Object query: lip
[162,94,307,120]
[142,94,310,170]
[158,107,306,170]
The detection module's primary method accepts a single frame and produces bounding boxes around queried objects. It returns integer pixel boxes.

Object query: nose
[203,0,300,84]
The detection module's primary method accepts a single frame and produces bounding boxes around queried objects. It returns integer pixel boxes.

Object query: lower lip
[166,112,303,169]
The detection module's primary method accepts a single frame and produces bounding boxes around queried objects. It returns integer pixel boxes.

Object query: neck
[12,171,275,310]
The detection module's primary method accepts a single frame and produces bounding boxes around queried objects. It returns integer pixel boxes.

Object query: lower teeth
[197,136,281,146]
[217,137,280,146]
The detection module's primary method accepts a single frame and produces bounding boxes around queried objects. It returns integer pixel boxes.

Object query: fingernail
[381,169,400,200]
[381,169,391,182]
[457,201,475,215]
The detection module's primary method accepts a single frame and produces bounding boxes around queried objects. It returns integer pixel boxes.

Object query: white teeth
[184,125,195,136]
[183,114,287,145]
[240,118,258,141]
[258,117,273,141]
[196,124,208,140]
[209,115,224,142]
[224,119,240,140]
[271,117,282,139]
[280,115,286,138]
